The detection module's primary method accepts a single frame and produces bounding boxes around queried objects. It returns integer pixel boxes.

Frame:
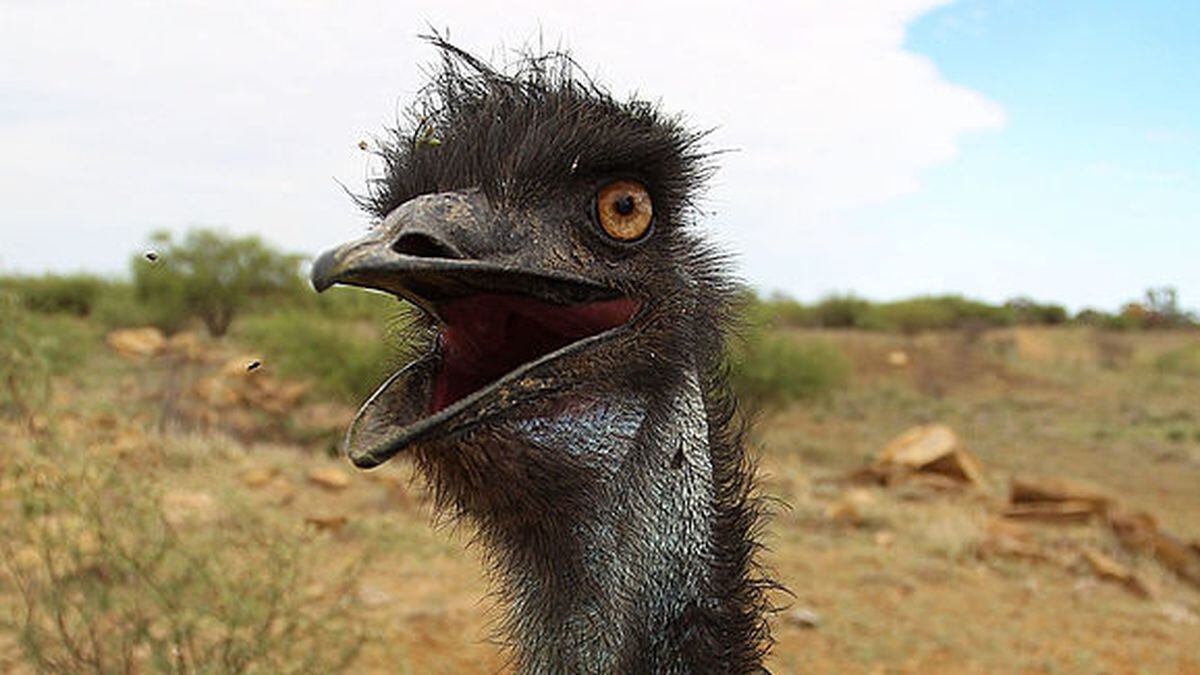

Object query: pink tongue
[429,295,638,413]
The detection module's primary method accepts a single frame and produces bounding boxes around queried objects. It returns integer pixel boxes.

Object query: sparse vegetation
[1155,342,1200,377]
[0,440,368,674]
[1,234,1198,672]
[235,308,407,403]
[133,229,305,337]
[0,274,108,317]
[0,291,97,417]
[730,328,851,409]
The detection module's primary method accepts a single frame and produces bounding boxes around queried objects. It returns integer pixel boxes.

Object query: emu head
[311,39,735,527]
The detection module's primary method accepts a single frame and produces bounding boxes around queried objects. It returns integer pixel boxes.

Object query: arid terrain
[3,324,1199,673]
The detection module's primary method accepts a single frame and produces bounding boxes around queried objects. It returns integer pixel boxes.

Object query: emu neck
[501,372,716,673]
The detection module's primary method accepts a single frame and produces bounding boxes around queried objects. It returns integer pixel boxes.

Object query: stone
[1010,474,1112,515]
[307,466,351,490]
[979,518,1049,561]
[164,331,206,361]
[304,513,349,533]
[240,466,278,488]
[1002,500,1099,524]
[106,327,166,358]
[886,350,910,367]
[784,607,821,629]
[875,424,985,487]
[1110,510,1200,588]
[1081,548,1153,597]
[825,488,876,527]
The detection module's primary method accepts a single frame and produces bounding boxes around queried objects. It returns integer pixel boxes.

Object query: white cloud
[0,0,1004,295]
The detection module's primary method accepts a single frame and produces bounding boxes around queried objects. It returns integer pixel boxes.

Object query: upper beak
[311,190,616,311]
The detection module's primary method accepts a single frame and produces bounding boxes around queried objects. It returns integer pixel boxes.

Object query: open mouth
[309,187,646,468]
[331,291,640,468]
[310,238,641,467]
[431,294,639,415]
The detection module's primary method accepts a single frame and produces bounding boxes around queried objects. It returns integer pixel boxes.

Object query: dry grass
[2,326,1198,673]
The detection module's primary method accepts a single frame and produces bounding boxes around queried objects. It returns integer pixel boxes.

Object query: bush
[0,274,107,317]
[0,453,366,674]
[1006,297,1068,325]
[811,294,873,328]
[90,280,187,333]
[235,309,412,403]
[134,229,305,337]
[730,327,851,410]
[0,291,96,417]
[870,296,1015,334]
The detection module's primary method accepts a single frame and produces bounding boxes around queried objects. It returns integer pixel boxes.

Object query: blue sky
[1,1,1195,312]
[855,0,1200,310]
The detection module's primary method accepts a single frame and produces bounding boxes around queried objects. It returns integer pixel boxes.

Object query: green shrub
[1006,297,1068,325]
[0,291,97,416]
[871,295,1015,334]
[0,274,107,316]
[134,229,304,336]
[91,280,189,333]
[811,294,873,328]
[730,328,851,410]
[235,309,412,403]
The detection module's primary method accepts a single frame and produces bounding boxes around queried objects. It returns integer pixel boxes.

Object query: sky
[1,0,1196,312]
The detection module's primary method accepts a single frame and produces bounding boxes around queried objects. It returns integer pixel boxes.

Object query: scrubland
[2,275,1199,673]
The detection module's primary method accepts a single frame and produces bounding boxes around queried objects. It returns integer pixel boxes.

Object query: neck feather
[496,370,744,673]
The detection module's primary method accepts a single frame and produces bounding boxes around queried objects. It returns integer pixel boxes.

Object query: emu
[312,38,775,673]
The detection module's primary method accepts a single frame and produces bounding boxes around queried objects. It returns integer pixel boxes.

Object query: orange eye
[596,180,653,242]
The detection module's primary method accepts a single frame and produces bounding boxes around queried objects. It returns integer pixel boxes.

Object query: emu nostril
[392,232,462,259]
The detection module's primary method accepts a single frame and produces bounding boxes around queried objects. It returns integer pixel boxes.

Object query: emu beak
[311,191,615,311]
[310,189,638,468]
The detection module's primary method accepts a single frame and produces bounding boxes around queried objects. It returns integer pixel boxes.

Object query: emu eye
[596,180,653,242]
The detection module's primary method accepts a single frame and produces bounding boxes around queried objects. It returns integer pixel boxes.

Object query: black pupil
[614,194,635,216]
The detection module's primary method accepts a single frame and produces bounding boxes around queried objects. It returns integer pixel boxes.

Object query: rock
[304,513,349,533]
[979,518,1050,561]
[106,327,166,358]
[1003,500,1099,524]
[1109,510,1159,552]
[307,466,351,491]
[160,490,219,527]
[1010,475,1112,515]
[825,488,876,527]
[875,424,985,487]
[240,466,278,488]
[784,607,821,629]
[886,350,910,367]
[164,331,206,361]
[879,424,958,467]
[1081,548,1153,597]
[1110,510,1200,588]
